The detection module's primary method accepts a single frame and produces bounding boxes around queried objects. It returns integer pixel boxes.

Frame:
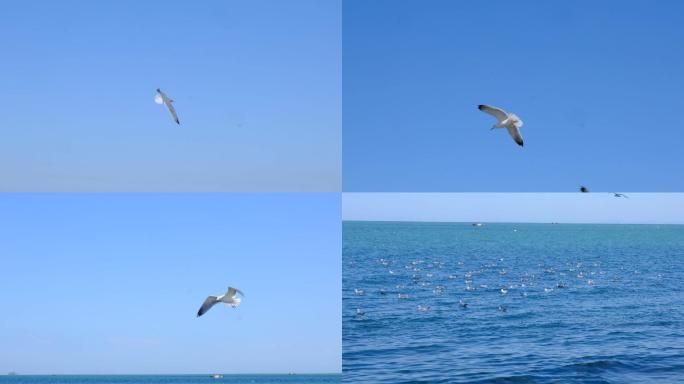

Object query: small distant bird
[613,193,629,198]
[498,305,508,312]
[197,287,244,317]
[478,104,524,147]
[355,308,365,316]
[155,88,180,124]
[458,300,468,309]
[580,186,589,193]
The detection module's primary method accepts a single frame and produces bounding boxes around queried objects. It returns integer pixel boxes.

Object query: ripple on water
[343,222,684,383]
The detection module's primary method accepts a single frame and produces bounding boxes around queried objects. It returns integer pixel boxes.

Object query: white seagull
[197,287,244,317]
[478,104,524,147]
[155,88,180,125]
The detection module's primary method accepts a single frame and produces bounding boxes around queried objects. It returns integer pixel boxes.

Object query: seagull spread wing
[197,295,219,317]
[227,287,244,298]
[478,104,508,122]
[507,125,524,146]
[156,89,180,125]
[166,102,180,125]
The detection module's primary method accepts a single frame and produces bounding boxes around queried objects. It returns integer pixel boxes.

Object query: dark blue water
[343,222,684,383]
[0,375,339,384]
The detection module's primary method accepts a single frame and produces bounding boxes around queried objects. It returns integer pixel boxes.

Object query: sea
[343,221,684,383]
[0,375,340,384]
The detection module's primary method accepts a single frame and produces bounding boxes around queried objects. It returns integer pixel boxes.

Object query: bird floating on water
[197,286,244,317]
[155,88,180,125]
[478,104,524,147]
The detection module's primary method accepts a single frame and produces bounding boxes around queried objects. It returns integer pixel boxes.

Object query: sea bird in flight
[197,287,244,317]
[478,104,524,147]
[155,88,180,125]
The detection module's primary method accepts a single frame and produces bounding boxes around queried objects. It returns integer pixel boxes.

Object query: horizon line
[3,372,342,376]
[342,220,683,225]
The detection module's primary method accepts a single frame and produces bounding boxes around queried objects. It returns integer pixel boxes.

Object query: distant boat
[211,374,223,379]
[472,223,484,227]
[7,372,17,376]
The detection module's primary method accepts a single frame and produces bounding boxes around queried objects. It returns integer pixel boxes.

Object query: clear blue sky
[0,0,340,191]
[343,193,684,224]
[343,0,684,191]
[0,194,340,374]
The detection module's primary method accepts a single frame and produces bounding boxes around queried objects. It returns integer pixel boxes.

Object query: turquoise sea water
[0,375,339,384]
[343,221,684,383]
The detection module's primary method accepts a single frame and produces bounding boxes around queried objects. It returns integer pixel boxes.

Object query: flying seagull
[478,104,524,147]
[580,186,589,193]
[155,88,180,125]
[613,193,629,198]
[197,287,244,317]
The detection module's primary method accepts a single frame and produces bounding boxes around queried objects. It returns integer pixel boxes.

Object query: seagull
[580,186,589,193]
[155,88,180,125]
[197,287,244,317]
[478,104,524,147]
[613,193,629,198]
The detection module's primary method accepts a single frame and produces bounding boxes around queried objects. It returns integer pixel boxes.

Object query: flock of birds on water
[351,255,655,318]
[479,104,629,197]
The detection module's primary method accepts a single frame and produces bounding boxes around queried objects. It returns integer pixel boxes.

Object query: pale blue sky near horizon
[0,194,341,374]
[0,0,340,191]
[343,0,684,191]
[343,193,684,224]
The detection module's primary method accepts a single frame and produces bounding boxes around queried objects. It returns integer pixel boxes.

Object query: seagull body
[197,287,244,317]
[613,193,629,198]
[155,88,180,125]
[478,105,524,147]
